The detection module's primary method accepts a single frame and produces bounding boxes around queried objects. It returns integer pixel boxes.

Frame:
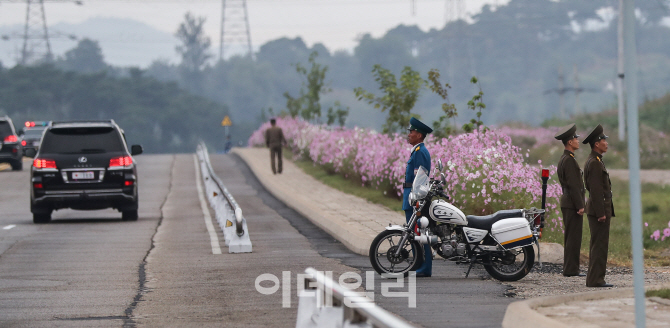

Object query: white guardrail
[196,142,252,253]
[296,268,416,328]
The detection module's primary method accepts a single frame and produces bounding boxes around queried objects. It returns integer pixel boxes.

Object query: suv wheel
[122,210,138,221]
[33,212,51,224]
[11,160,22,171]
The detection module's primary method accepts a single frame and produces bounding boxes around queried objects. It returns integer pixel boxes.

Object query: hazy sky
[0,0,507,65]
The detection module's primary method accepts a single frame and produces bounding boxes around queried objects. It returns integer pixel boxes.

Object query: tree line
[4,0,670,149]
[0,64,229,153]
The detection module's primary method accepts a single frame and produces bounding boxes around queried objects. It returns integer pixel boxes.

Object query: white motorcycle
[369,160,546,281]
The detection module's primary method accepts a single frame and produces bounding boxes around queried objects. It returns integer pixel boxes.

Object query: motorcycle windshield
[411,166,430,199]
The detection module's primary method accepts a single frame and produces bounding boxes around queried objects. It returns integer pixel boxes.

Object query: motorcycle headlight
[408,192,417,206]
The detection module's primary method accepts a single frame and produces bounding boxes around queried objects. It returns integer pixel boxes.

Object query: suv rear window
[23,128,46,138]
[0,121,13,138]
[40,127,125,154]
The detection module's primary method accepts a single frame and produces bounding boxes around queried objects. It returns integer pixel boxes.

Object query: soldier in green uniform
[264,118,287,174]
[554,124,586,277]
[582,124,615,288]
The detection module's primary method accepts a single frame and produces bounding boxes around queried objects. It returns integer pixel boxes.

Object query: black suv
[0,116,24,170]
[28,120,143,223]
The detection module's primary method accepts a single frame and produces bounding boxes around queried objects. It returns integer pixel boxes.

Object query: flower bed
[249,117,565,231]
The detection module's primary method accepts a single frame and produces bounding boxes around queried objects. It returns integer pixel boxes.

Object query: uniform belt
[403,182,412,188]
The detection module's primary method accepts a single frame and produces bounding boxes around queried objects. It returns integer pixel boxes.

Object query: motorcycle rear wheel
[484,245,535,281]
[369,230,424,277]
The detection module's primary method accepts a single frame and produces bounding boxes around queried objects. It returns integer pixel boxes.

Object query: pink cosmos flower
[651,230,661,241]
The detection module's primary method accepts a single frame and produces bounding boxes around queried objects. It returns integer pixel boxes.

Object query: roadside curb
[232,148,372,255]
[502,284,670,328]
[502,288,633,328]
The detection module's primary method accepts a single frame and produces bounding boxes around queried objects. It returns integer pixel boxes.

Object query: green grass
[541,177,670,266]
[286,151,404,213]
[646,288,670,299]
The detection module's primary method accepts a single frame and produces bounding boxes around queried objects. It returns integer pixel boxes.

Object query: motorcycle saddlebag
[491,217,533,249]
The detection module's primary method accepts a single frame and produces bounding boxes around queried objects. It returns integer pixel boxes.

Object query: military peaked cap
[408,117,433,135]
[554,123,579,142]
[582,124,608,144]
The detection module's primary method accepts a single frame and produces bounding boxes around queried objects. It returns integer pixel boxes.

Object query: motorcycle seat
[466,209,524,230]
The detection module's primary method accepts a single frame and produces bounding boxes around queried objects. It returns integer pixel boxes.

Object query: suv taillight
[4,135,18,143]
[110,156,133,168]
[33,158,57,169]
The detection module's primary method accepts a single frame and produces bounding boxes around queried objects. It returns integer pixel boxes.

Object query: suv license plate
[72,172,95,180]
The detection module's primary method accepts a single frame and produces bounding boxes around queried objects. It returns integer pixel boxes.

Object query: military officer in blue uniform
[403,117,433,277]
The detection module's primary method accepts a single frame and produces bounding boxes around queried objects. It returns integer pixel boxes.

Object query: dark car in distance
[0,116,24,171]
[20,121,50,154]
[28,120,143,223]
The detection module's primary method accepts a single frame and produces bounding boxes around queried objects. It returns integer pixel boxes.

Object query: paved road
[222,153,516,328]
[0,154,354,327]
[0,153,515,327]
[0,155,172,327]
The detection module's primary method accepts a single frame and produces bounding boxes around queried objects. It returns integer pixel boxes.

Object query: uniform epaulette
[597,157,601,162]
[415,146,420,151]
[570,154,574,158]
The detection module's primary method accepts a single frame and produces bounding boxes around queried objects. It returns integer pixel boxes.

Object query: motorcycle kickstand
[536,240,542,270]
[464,255,477,278]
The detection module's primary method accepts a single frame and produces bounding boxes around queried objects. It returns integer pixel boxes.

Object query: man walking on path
[403,117,433,277]
[582,124,615,288]
[554,124,586,277]
[264,118,287,174]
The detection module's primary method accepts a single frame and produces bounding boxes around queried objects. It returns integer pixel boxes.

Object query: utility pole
[219,0,253,61]
[617,0,626,140]
[623,0,645,326]
[573,65,580,115]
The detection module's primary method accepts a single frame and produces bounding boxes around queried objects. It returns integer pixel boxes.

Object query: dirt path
[608,169,670,185]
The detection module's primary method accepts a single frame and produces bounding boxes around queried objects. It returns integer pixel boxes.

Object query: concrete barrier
[196,143,252,253]
[296,268,416,328]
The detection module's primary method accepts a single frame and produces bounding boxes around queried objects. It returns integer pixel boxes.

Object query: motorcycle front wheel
[369,230,424,277]
[484,245,535,281]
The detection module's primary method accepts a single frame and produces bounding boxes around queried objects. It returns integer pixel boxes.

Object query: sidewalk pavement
[233,147,404,256]
[232,147,670,328]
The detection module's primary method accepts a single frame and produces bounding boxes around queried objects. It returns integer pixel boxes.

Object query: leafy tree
[175,12,211,90]
[296,51,330,121]
[283,51,331,122]
[283,91,302,118]
[326,101,349,127]
[57,38,106,74]
[427,69,457,138]
[462,77,487,133]
[354,65,425,134]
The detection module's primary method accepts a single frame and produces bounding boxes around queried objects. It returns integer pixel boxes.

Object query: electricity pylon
[219,0,253,61]
[0,0,81,65]
[21,0,52,65]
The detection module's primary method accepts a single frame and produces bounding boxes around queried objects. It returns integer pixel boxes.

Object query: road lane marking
[193,155,222,255]
[0,163,9,171]
[3,225,16,230]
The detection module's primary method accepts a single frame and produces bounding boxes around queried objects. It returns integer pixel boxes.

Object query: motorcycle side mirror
[437,159,443,172]
[441,172,447,186]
